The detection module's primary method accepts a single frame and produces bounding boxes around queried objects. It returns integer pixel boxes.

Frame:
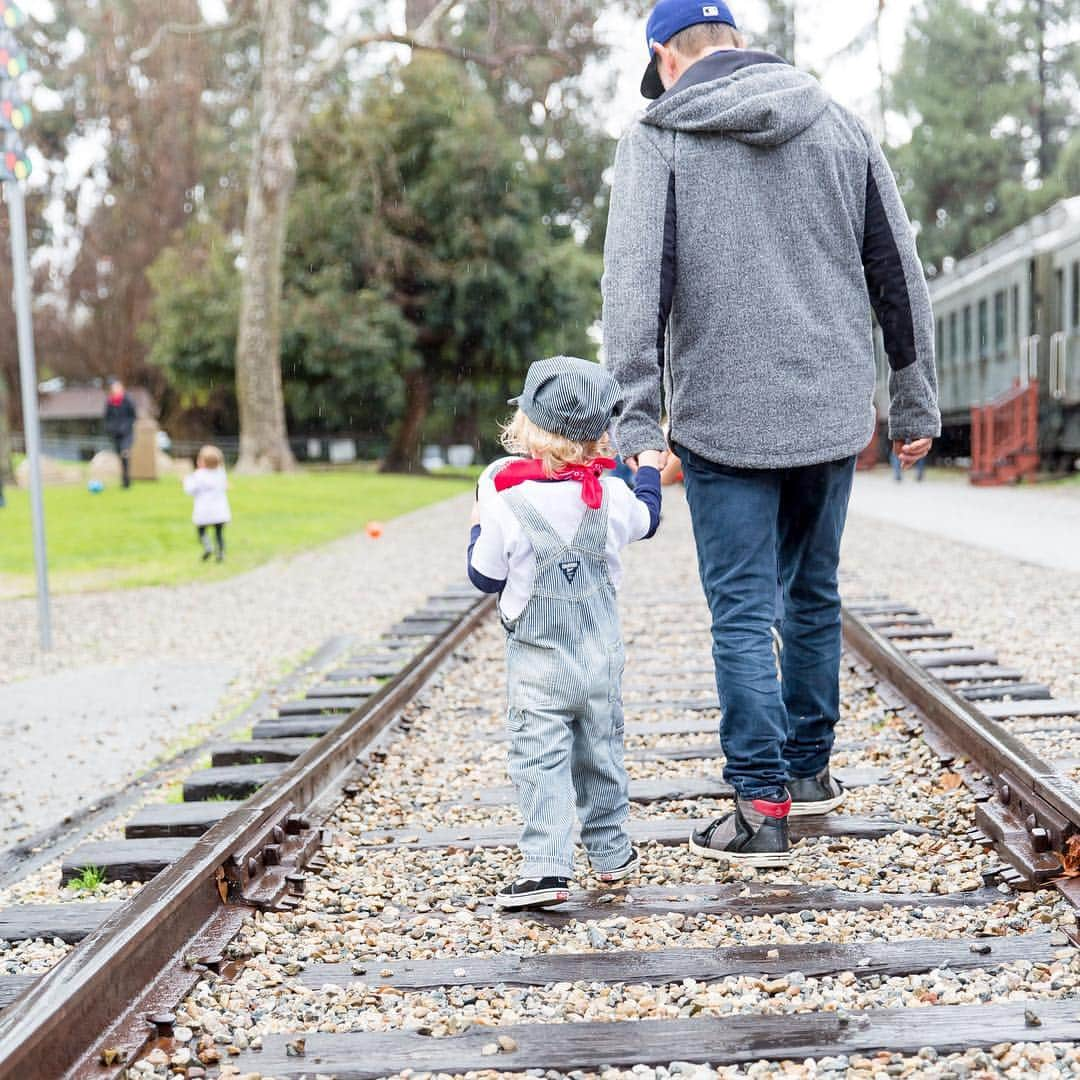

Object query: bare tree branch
[131,18,252,64]
[287,30,568,130]
[412,0,457,46]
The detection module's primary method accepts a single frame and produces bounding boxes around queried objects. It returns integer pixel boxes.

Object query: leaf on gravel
[935,772,964,792]
[1061,834,1080,876]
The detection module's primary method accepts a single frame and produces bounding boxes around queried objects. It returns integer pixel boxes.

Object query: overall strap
[571,488,610,555]
[503,489,571,562]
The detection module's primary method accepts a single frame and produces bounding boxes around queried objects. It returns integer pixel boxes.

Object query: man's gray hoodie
[603,51,941,468]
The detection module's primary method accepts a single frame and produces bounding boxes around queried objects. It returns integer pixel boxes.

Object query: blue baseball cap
[641,0,738,99]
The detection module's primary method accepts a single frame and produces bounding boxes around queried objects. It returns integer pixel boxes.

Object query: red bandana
[494,457,616,509]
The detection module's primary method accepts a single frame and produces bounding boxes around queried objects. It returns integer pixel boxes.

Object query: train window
[1012,285,1020,340]
[1072,261,1079,329]
[963,306,972,358]
[949,311,958,359]
[936,317,943,360]
[994,291,1006,349]
[978,298,989,355]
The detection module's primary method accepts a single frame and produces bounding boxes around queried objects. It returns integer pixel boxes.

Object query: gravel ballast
[106,487,1080,1079]
[0,494,473,847]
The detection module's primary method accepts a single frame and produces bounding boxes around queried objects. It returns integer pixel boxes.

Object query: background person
[103,380,136,489]
[603,0,940,867]
[183,445,231,562]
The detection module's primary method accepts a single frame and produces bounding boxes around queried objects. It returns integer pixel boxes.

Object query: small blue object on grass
[87,479,104,494]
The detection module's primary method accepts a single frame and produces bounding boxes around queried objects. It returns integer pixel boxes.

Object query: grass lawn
[0,467,473,597]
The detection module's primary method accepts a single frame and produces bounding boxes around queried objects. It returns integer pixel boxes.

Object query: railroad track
[1,496,1080,1078]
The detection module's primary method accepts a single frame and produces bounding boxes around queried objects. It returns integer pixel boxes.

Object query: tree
[763,0,796,61]
[144,57,603,470]
[31,1,213,393]
[891,0,1080,271]
[0,367,12,485]
[140,0,618,466]
[143,223,243,436]
[890,0,1032,271]
[208,0,613,471]
[232,0,298,471]
[329,58,600,470]
[1009,0,1080,180]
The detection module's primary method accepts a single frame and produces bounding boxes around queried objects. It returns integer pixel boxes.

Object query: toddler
[468,356,662,908]
[183,445,231,562]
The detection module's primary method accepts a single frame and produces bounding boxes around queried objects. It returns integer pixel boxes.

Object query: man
[603,0,939,867]
[103,380,136,488]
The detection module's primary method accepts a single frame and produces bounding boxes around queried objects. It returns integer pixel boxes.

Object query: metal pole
[7,181,51,651]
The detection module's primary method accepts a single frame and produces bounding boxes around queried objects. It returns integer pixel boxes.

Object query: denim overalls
[501,487,634,879]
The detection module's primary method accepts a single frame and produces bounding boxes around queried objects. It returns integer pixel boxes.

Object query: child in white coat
[183,445,231,562]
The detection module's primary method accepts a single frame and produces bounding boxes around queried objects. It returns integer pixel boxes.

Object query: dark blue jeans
[679,447,856,802]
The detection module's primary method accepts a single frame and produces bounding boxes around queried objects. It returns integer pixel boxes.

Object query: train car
[924,196,1080,470]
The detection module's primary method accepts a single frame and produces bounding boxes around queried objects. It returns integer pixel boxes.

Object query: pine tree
[1008,0,1080,180]
[890,0,1031,271]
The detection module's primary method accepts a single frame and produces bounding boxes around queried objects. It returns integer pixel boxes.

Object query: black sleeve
[862,163,917,372]
[655,172,677,372]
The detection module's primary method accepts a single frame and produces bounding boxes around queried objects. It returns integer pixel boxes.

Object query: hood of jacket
[641,50,830,147]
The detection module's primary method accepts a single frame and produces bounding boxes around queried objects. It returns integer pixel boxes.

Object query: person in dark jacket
[103,381,136,488]
[603,0,940,868]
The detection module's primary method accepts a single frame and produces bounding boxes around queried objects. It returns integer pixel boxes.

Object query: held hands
[626,450,669,473]
[893,438,933,470]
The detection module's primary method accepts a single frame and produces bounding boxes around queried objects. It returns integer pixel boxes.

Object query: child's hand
[470,500,481,527]
[635,450,666,472]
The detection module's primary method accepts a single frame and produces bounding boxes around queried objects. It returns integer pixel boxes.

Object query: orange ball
[366,521,384,539]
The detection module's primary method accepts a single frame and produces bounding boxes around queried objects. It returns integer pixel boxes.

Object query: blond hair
[197,445,224,470]
[500,410,610,477]
[668,22,746,56]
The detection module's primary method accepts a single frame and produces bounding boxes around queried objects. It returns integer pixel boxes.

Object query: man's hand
[893,438,932,470]
[626,450,669,473]
[469,500,481,527]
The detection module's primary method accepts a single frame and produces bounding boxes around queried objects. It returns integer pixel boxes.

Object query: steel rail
[0,596,495,1080]
[842,608,1080,884]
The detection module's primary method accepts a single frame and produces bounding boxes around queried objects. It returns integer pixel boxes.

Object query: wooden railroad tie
[300,931,1064,991]
[232,998,1080,1078]
[448,767,891,808]
[276,697,370,717]
[979,699,1080,720]
[460,884,1006,924]
[352,815,931,852]
[0,902,122,943]
[74,813,931,884]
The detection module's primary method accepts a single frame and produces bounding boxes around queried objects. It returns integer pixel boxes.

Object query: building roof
[37,386,158,422]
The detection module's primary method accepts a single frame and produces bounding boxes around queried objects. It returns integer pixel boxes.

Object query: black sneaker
[201,549,212,562]
[494,876,571,909]
[788,767,845,817]
[596,848,639,883]
[689,796,791,867]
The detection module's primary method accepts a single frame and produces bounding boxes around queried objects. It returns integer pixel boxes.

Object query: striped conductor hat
[508,356,624,443]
